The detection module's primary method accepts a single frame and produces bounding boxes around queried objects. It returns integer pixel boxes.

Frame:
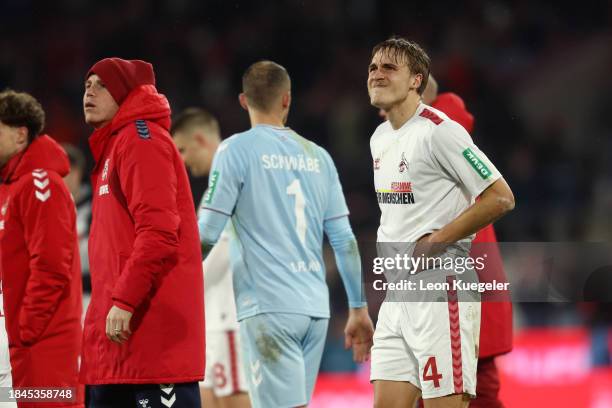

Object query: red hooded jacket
[432,93,513,357]
[0,135,84,407]
[79,85,205,384]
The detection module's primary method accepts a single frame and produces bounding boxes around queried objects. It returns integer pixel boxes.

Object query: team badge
[102,159,110,181]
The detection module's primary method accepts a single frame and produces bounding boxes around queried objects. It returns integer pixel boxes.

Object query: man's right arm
[198,209,229,257]
[324,215,374,363]
[18,173,76,346]
[322,148,374,362]
[324,216,365,308]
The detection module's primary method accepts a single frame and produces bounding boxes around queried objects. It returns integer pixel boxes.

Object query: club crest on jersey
[374,158,381,170]
[398,153,409,173]
[102,159,110,181]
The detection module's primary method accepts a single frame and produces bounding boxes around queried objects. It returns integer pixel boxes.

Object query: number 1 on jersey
[286,179,307,244]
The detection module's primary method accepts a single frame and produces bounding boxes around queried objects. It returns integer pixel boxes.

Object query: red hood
[0,135,69,183]
[431,92,474,134]
[89,85,171,165]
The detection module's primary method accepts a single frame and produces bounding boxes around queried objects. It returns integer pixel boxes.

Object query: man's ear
[411,73,423,92]
[239,93,249,111]
[281,90,291,109]
[16,127,29,147]
[193,132,208,147]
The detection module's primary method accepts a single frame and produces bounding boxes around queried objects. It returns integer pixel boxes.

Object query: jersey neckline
[253,124,292,131]
[388,102,426,133]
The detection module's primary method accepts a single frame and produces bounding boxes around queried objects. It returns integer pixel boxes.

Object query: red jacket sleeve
[111,132,180,311]
[17,172,76,346]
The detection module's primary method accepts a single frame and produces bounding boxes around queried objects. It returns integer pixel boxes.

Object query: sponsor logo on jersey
[204,170,219,204]
[462,148,492,179]
[376,181,415,204]
[398,153,408,173]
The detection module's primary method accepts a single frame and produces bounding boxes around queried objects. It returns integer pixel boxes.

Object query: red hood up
[89,84,171,165]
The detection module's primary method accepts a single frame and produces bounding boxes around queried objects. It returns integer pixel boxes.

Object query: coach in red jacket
[80,58,204,407]
[0,90,83,407]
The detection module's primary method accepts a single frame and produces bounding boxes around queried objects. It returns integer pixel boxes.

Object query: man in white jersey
[367,37,515,408]
[171,108,250,408]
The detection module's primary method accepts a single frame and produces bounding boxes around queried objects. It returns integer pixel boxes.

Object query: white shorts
[201,330,248,397]
[370,274,481,399]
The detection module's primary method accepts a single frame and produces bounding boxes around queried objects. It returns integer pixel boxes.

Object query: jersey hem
[237,307,330,321]
[82,375,203,385]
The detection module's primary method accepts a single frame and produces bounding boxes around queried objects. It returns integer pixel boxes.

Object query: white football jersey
[203,228,239,332]
[371,103,501,243]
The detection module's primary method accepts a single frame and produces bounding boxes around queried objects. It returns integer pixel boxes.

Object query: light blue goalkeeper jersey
[200,124,351,320]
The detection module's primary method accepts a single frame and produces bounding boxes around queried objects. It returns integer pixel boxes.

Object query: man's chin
[84,115,100,127]
[190,167,208,178]
[370,97,390,110]
[85,117,110,129]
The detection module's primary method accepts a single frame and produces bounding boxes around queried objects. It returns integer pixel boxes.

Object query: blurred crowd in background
[2,0,611,372]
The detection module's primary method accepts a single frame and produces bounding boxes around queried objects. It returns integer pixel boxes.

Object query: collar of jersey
[254,124,291,131]
[391,102,425,133]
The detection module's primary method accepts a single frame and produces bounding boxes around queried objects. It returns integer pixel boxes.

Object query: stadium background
[1,0,611,406]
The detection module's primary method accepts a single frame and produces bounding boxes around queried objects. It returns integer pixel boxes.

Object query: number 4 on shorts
[423,356,442,388]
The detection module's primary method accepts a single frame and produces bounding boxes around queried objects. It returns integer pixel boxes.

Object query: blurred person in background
[382,77,514,408]
[368,38,515,408]
[0,89,83,407]
[80,58,204,407]
[425,77,513,408]
[199,60,374,408]
[171,108,250,408]
[62,143,86,201]
[385,76,513,408]
[62,144,92,291]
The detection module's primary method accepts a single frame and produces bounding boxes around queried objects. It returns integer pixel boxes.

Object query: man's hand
[413,232,447,258]
[344,307,374,363]
[106,305,133,344]
[411,232,448,273]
